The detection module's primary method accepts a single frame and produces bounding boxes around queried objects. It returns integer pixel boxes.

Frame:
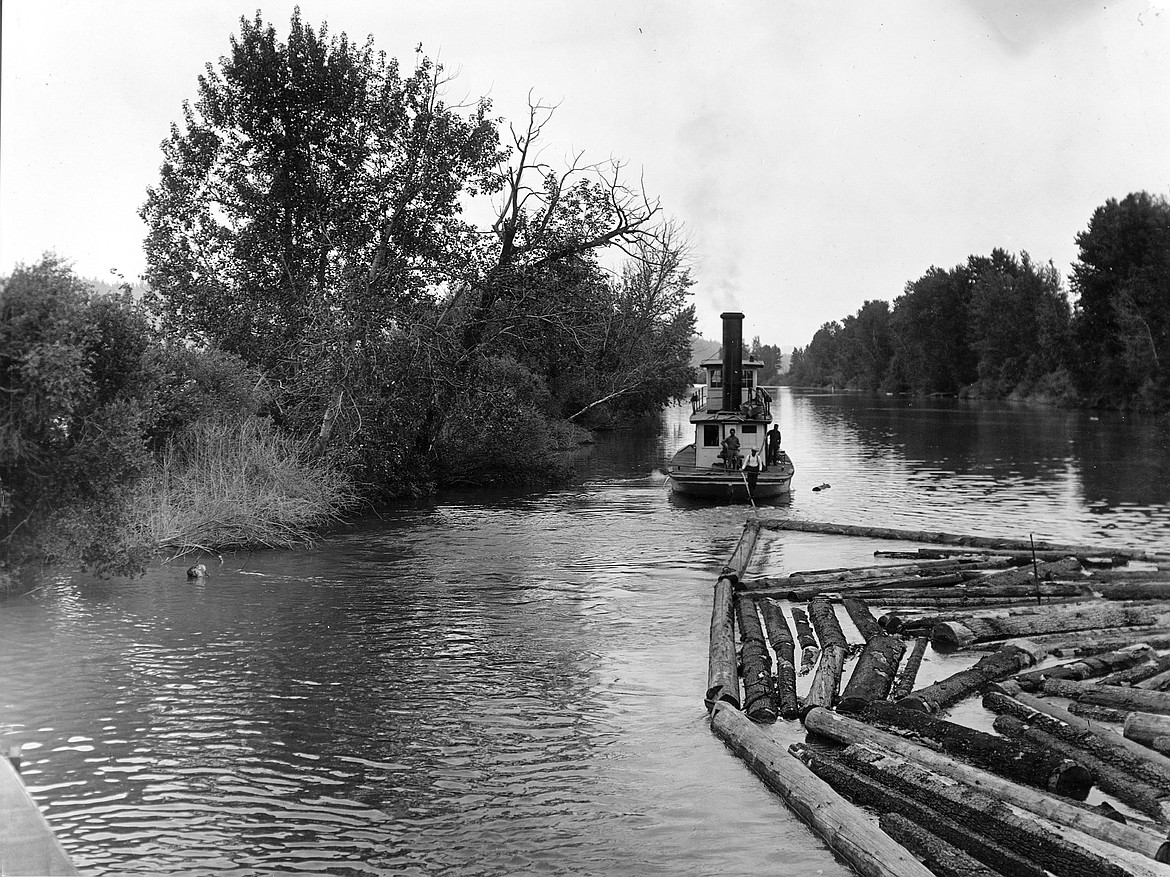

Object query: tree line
[784,191,1170,411]
[1,12,695,580]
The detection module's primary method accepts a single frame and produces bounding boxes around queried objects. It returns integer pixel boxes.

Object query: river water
[2,389,1168,876]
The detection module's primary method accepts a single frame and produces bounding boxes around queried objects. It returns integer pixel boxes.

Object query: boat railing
[692,385,771,416]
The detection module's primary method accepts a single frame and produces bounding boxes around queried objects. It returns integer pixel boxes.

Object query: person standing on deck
[721,429,741,469]
[743,447,762,494]
[766,424,782,466]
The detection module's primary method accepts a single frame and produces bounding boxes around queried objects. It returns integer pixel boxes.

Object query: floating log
[804,598,849,709]
[982,628,1170,657]
[1043,679,1170,717]
[877,813,1004,877]
[803,706,1170,864]
[932,605,1154,648]
[1091,569,1170,583]
[992,712,1170,824]
[848,583,1091,601]
[1101,583,1170,601]
[816,740,1143,877]
[709,703,935,877]
[782,557,1001,583]
[755,571,981,601]
[790,742,1047,877]
[987,686,1170,794]
[1136,667,1170,691]
[735,594,777,723]
[790,606,819,676]
[842,597,883,642]
[862,700,1092,797]
[706,573,740,709]
[756,519,1170,563]
[1101,654,1170,686]
[1012,644,1156,691]
[871,595,1085,611]
[897,640,1047,714]
[1125,712,1170,750]
[757,598,800,719]
[804,645,847,710]
[889,636,929,701]
[838,635,906,713]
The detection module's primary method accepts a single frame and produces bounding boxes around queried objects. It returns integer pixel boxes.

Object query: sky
[3,1,1170,349]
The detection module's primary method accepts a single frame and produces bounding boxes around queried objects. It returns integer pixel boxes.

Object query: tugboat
[666,311,795,500]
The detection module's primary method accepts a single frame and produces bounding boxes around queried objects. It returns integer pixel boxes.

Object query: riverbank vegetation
[784,191,1170,411]
[1,12,695,582]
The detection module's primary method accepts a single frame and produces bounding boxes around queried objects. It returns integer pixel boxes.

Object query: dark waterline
[2,389,1168,875]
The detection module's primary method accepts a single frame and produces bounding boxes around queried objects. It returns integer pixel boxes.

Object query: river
[2,388,1168,875]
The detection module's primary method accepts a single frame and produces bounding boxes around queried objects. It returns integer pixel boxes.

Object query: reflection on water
[1,388,1168,875]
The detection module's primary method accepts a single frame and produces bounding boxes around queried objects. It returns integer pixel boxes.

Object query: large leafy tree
[1071,191,1170,408]
[141,11,503,372]
[887,266,977,394]
[967,249,1070,396]
[142,13,681,494]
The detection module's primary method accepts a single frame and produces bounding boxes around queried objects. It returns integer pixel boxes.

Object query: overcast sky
[3,1,1169,348]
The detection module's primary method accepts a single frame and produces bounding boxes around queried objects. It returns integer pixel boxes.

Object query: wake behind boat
[667,311,795,501]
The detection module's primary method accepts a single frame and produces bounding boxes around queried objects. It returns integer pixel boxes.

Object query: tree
[887,266,977,394]
[1,257,156,574]
[1071,191,1170,408]
[142,12,686,495]
[966,250,1070,397]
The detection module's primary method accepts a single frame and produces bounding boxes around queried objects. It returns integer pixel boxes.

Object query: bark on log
[1012,644,1156,691]
[790,743,1047,877]
[709,703,935,877]
[726,520,761,578]
[870,595,1085,610]
[828,741,1144,877]
[1044,679,1170,716]
[735,594,777,722]
[809,597,848,648]
[803,706,1170,865]
[757,598,800,719]
[889,636,930,701]
[933,605,1154,648]
[838,635,906,713]
[986,687,1170,794]
[1068,702,1131,723]
[791,606,819,675]
[992,712,1170,823]
[877,813,1005,877]
[1100,583,1170,601]
[755,518,1170,563]
[862,700,1092,797]
[898,641,1047,714]
[843,597,884,642]
[706,573,740,709]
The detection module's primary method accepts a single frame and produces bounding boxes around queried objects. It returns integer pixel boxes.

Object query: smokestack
[721,311,744,412]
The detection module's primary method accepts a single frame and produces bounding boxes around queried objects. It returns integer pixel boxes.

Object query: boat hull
[666,444,794,501]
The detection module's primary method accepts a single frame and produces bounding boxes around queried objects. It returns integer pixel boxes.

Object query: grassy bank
[128,416,358,561]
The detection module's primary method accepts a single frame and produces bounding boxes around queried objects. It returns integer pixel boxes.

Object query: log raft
[706,521,1170,874]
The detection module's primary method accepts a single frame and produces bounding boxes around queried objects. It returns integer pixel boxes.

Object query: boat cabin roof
[700,351,764,369]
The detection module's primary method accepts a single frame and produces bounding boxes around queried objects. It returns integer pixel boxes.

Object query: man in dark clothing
[766,424,782,466]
